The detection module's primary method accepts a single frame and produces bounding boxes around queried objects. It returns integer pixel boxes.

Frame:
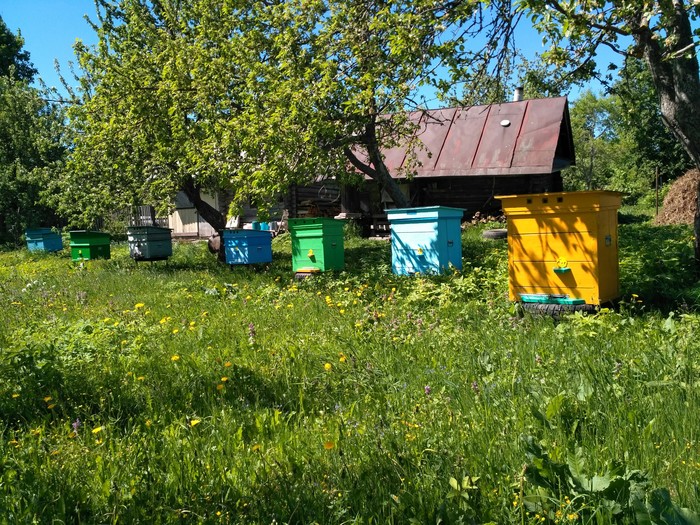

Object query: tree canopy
[0,16,37,81]
[0,17,65,243]
[518,0,700,260]
[565,58,692,200]
[58,0,520,229]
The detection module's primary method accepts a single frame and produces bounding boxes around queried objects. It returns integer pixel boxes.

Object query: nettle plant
[520,436,700,524]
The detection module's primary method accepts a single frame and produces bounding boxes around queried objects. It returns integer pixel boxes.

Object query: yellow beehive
[497,191,623,306]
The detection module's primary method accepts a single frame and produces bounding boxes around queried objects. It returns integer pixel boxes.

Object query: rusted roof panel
[413,107,458,170]
[434,106,488,173]
[472,102,526,169]
[511,98,569,170]
[380,110,424,174]
[368,96,573,179]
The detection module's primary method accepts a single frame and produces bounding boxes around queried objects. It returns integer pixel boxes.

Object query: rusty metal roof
[372,96,575,178]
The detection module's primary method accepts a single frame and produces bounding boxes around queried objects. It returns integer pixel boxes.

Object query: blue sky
[1,0,97,93]
[1,1,615,101]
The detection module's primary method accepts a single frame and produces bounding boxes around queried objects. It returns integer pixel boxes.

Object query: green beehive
[69,230,111,261]
[288,218,345,272]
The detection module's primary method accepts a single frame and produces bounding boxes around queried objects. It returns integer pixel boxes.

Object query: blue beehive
[386,206,464,275]
[25,228,63,253]
[221,229,273,265]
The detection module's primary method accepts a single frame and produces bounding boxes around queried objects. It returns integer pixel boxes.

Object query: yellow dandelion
[121,340,127,345]
[339,353,347,363]
[134,303,145,309]
[68,431,77,439]
[171,355,180,361]
[136,376,145,381]
[339,309,345,314]
[145,419,152,427]
[221,376,229,382]
[287,303,293,308]
[344,287,349,291]
[8,440,19,446]
[323,441,335,450]
[113,321,119,327]
[43,396,52,402]
[47,404,56,410]
[251,443,261,452]
[216,384,224,391]
[92,426,103,434]
[324,363,332,372]
[190,419,201,427]
[201,311,208,317]
[172,328,179,334]
[189,321,196,327]
[224,361,232,368]
[245,295,252,300]
[11,393,20,399]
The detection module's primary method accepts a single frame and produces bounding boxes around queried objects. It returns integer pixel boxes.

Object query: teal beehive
[26,228,63,253]
[222,229,273,265]
[386,206,464,275]
[127,226,173,261]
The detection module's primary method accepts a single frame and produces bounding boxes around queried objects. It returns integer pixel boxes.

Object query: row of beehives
[25,191,623,307]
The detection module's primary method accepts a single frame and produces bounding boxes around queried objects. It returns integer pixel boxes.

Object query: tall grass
[1,224,699,523]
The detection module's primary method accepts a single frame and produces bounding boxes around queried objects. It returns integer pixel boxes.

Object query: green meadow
[1,222,700,524]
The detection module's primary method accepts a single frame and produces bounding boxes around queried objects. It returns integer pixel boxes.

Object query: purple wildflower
[72,418,81,433]
[424,385,431,396]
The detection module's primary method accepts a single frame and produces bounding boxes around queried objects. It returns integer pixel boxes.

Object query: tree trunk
[365,136,411,209]
[342,118,411,209]
[181,178,227,232]
[632,1,700,265]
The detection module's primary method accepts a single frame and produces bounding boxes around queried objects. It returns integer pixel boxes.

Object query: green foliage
[59,0,539,225]
[0,16,37,81]
[566,72,692,203]
[0,28,65,244]
[522,437,700,524]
